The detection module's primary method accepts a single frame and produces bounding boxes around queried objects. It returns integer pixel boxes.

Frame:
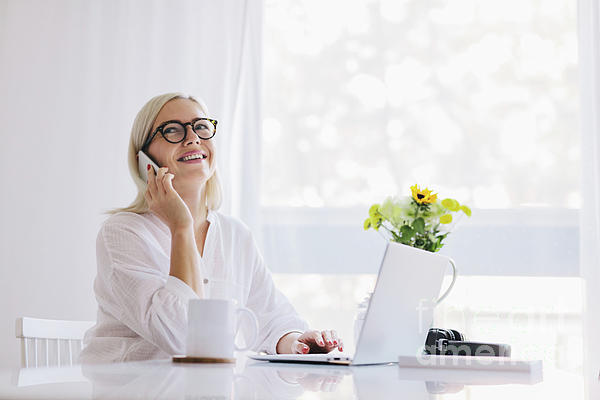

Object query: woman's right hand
[145,166,193,232]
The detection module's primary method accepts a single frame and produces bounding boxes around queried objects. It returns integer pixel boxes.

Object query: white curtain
[224,0,263,232]
[0,0,262,368]
[579,0,600,397]
[0,0,262,221]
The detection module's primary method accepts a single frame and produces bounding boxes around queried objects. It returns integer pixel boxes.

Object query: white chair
[15,317,95,368]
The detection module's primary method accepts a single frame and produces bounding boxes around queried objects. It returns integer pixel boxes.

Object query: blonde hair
[109,92,223,214]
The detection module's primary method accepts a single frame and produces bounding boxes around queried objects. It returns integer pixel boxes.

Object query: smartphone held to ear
[138,150,160,183]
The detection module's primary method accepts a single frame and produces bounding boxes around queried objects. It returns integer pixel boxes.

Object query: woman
[80,93,343,363]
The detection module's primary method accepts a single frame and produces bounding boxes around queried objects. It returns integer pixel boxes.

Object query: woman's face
[146,98,216,190]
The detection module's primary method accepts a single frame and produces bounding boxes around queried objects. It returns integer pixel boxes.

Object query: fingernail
[340,347,343,351]
[303,346,309,353]
[328,341,333,346]
[147,164,151,170]
[319,341,324,346]
[333,341,338,345]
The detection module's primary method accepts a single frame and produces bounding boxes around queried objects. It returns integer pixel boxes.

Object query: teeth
[181,154,206,161]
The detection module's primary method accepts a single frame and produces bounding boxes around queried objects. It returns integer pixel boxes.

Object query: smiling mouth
[178,154,208,162]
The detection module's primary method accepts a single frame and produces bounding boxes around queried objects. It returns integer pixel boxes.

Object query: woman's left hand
[293,330,343,354]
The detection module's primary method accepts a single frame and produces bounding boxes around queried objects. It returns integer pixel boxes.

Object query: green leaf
[412,217,425,234]
[441,198,460,212]
[460,205,472,217]
[400,224,415,241]
[397,235,411,245]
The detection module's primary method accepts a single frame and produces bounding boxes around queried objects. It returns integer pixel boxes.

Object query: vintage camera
[424,328,511,357]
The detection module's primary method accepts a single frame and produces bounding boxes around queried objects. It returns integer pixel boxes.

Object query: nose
[184,125,201,146]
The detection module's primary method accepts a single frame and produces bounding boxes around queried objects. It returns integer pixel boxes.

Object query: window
[262,0,579,210]
[261,0,580,277]
[263,0,582,375]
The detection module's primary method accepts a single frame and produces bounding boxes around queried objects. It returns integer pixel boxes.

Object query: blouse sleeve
[95,219,199,356]
[244,231,309,354]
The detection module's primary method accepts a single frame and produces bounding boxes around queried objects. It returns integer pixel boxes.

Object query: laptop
[249,242,450,366]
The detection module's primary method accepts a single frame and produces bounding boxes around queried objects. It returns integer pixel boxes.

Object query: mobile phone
[137,150,160,183]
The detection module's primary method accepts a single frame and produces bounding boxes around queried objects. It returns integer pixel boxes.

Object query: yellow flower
[364,216,382,231]
[460,205,472,217]
[410,184,438,204]
[441,198,460,211]
[368,204,380,218]
[439,214,453,224]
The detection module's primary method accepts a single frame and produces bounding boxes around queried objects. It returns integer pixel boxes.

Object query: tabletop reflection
[5,357,546,400]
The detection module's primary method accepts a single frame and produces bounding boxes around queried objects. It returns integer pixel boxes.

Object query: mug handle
[436,258,457,305]
[234,307,259,352]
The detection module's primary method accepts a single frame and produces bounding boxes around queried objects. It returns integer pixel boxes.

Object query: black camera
[424,328,511,357]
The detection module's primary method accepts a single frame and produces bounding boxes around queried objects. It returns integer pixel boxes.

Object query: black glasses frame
[142,117,218,150]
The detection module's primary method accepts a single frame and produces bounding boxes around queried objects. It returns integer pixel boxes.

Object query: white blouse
[79,210,308,364]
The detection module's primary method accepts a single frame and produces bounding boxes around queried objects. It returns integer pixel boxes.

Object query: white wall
[0,0,260,368]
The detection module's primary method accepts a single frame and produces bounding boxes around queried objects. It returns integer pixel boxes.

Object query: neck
[179,184,209,232]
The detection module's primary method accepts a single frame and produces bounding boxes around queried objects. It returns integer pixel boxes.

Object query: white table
[0,357,585,399]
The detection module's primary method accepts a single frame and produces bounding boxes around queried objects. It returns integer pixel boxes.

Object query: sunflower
[410,184,438,205]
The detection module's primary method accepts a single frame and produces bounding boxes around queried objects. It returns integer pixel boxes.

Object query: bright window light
[263,0,579,209]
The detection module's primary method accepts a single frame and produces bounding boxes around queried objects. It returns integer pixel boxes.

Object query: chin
[173,169,209,183]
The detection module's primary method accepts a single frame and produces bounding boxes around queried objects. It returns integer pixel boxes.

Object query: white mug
[186,299,259,358]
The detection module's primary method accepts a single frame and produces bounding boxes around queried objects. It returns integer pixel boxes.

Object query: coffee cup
[186,298,259,358]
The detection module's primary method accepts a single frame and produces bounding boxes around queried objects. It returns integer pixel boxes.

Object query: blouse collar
[206,209,217,224]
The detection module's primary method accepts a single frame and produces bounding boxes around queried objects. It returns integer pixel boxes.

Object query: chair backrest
[15,317,95,368]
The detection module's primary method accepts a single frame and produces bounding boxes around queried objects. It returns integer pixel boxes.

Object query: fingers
[146,165,157,195]
[164,172,176,193]
[330,330,343,352]
[310,331,325,347]
[298,330,343,353]
[329,330,337,345]
[293,340,310,354]
[148,166,174,197]
[146,167,177,211]
[321,330,334,347]
[321,330,342,352]
[297,330,325,353]
[155,167,168,195]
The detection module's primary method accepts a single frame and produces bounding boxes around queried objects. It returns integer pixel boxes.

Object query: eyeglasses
[143,118,218,149]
